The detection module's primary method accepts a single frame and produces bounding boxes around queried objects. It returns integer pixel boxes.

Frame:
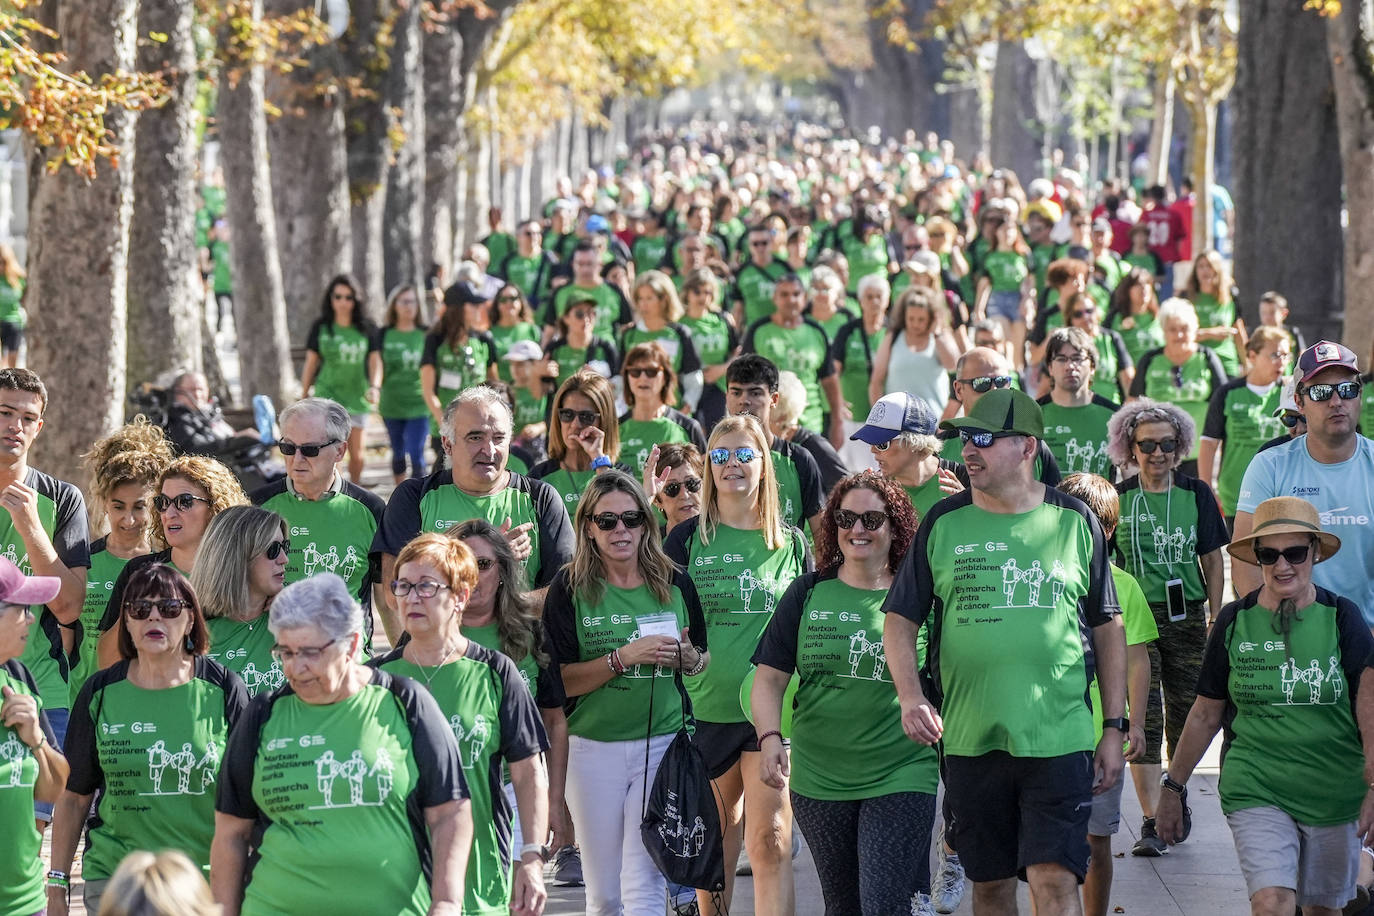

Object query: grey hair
[809,265,843,292]
[1105,398,1197,472]
[268,573,362,643]
[279,397,351,446]
[1156,297,1198,330]
[453,260,482,284]
[970,319,1004,341]
[442,385,514,441]
[891,431,941,455]
[773,371,806,427]
[856,272,890,300]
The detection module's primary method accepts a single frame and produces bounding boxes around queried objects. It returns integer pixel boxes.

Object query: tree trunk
[1233,0,1341,335]
[1185,98,1217,255]
[27,0,137,483]
[217,0,297,407]
[422,12,463,283]
[343,0,393,309]
[1147,65,1176,186]
[382,0,425,300]
[126,0,201,396]
[265,0,351,345]
[1328,1,1374,361]
[990,41,1042,181]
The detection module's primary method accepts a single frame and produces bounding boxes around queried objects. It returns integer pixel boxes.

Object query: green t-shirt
[1114,473,1229,604]
[808,306,855,346]
[488,323,542,385]
[210,240,232,295]
[752,573,938,800]
[530,465,595,517]
[982,250,1029,293]
[256,485,380,601]
[833,319,885,420]
[1037,397,1118,478]
[0,276,23,326]
[1089,567,1159,739]
[903,476,949,520]
[632,235,668,274]
[619,415,693,480]
[498,254,550,305]
[884,490,1115,757]
[0,662,48,916]
[743,318,832,431]
[378,327,428,420]
[1106,311,1165,367]
[1199,591,1368,824]
[1029,243,1056,291]
[545,338,617,391]
[422,330,496,435]
[512,387,547,434]
[733,260,789,325]
[1190,293,1241,376]
[206,616,282,697]
[680,311,735,392]
[664,519,809,723]
[481,232,515,271]
[548,283,628,343]
[1202,378,1285,515]
[1131,348,1225,461]
[841,233,889,294]
[308,322,376,415]
[66,659,247,879]
[1089,333,1128,402]
[70,541,137,705]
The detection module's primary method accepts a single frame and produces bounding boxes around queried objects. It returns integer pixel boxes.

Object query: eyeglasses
[475,557,495,571]
[590,510,647,531]
[626,367,662,379]
[1051,353,1090,366]
[835,509,886,531]
[956,375,1013,394]
[1253,543,1313,566]
[279,439,341,457]
[125,598,189,620]
[154,493,211,513]
[959,429,1021,448]
[873,439,895,451]
[271,637,342,664]
[1303,380,1362,402]
[1071,309,1097,320]
[570,309,596,320]
[709,446,758,466]
[1279,413,1304,429]
[390,579,453,598]
[263,539,290,561]
[662,478,702,498]
[558,408,600,426]
[1134,438,1179,454]
[497,294,521,303]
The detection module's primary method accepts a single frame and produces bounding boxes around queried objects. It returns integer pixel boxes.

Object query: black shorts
[695,719,763,780]
[0,322,22,353]
[944,750,1093,883]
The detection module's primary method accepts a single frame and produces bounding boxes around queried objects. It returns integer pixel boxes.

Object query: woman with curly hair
[94,456,249,667]
[750,472,938,915]
[72,418,175,702]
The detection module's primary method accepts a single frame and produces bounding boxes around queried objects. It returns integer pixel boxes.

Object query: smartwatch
[1160,773,1187,795]
[1101,716,1128,733]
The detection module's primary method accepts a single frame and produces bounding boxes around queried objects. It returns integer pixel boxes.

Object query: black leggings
[790,790,937,916]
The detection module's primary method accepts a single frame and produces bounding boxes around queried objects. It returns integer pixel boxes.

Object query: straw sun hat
[1226,496,1341,566]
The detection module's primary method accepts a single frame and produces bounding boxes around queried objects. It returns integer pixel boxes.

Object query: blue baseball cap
[585,214,610,234]
[851,392,938,445]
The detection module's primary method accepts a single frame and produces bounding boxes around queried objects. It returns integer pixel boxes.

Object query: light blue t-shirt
[1237,434,1374,623]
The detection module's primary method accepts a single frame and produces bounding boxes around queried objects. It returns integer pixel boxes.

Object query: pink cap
[0,557,59,606]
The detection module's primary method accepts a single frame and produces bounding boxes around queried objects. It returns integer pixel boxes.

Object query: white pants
[839,419,878,472]
[565,732,672,916]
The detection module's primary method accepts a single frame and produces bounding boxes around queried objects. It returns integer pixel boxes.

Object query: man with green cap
[882,387,1127,916]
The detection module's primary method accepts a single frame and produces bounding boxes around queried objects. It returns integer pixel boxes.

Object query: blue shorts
[986,290,1023,322]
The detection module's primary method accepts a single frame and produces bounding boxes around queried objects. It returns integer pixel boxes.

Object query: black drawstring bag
[640,654,725,894]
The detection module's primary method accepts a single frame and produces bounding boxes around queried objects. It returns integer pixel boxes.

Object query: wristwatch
[1160,773,1187,795]
[519,842,551,863]
[1101,716,1128,733]
[590,455,613,470]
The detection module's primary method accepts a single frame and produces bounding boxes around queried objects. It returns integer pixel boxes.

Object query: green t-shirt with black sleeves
[1201,377,1285,516]
[0,661,53,916]
[1129,347,1227,460]
[65,658,248,879]
[10,467,90,712]
[546,282,632,343]
[70,539,138,705]
[1106,311,1165,366]
[664,518,811,723]
[1036,395,1118,479]
[252,478,385,604]
[464,620,566,711]
[831,318,885,421]
[421,329,498,436]
[771,437,824,530]
[373,471,574,590]
[544,337,619,391]
[1114,472,1230,604]
[544,568,707,740]
[307,320,379,415]
[1189,292,1242,376]
[617,408,706,480]
[743,317,835,432]
[206,616,281,697]
[487,323,542,385]
[377,327,428,420]
[752,572,938,800]
[882,489,1118,758]
[1197,589,1371,824]
[372,642,548,916]
[216,669,468,916]
[732,260,790,325]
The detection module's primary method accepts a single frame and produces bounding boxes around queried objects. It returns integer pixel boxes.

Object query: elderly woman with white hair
[212,574,473,916]
[770,371,848,495]
[1106,398,1230,858]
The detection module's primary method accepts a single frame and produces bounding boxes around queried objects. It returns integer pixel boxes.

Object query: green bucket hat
[939,387,1043,438]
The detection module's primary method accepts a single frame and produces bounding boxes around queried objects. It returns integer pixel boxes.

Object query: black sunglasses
[1253,543,1313,566]
[125,598,189,620]
[558,408,600,426]
[959,429,1020,448]
[590,510,647,531]
[279,439,340,458]
[662,478,702,498]
[1279,413,1304,429]
[263,539,290,561]
[835,509,886,531]
[475,557,494,571]
[153,493,211,513]
[1303,380,1362,402]
[1134,438,1178,455]
[626,367,662,379]
[957,375,1013,394]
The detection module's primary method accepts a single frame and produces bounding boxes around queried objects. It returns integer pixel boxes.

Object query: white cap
[506,340,544,362]
[1273,376,1299,417]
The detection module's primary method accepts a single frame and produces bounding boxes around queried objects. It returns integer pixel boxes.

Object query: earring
[185,634,195,653]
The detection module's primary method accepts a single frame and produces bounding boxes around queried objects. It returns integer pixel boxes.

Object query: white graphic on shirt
[448,714,492,768]
[783,496,795,522]
[738,570,779,614]
[1275,655,1345,706]
[335,338,368,365]
[300,542,361,580]
[0,543,19,569]
[997,558,1072,609]
[0,732,33,787]
[635,448,651,470]
[1063,438,1108,474]
[239,661,286,695]
[842,629,888,681]
[310,748,393,808]
[141,740,215,796]
[615,629,657,678]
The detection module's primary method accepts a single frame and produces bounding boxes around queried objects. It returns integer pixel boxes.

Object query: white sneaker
[932,823,966,914]
[911,891,938,916]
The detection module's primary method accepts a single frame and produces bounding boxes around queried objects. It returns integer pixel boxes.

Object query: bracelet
[28,732,46,751]
[519,842,547,862]
[607,650,626,676]
[684,648,707,676]
[757,729,784,746]
[46,870,69,882]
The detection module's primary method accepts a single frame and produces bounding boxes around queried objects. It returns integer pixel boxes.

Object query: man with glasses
[883,387,1126,916]
[542,240,632,345]
[941,347,1062,486]
[1235,341,1374,625]
[251,398,384,626]
[1037,328,1119,479]
[497,219,558,309]
[732,224,791,327]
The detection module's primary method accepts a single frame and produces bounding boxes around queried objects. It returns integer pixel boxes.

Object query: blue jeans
[384,416,429,478]
[34,706,68,821]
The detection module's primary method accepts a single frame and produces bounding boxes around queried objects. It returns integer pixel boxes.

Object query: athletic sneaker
[552,844,583,886]
[668,883,699,915]
[932,824,966,914]
[1131,816,1168,857]
[912,891,938,916]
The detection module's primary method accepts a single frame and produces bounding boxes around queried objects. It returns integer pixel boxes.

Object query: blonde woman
[620,269,703,414]
[544,471,709,914]
[679,267,739,430]
[1184,249,1245,377]
[664,415,812,916]
[528,369,627,515]
[98,849,219,916]
[869,286,961,420]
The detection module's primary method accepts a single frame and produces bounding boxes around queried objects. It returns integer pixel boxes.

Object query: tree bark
[1147,65,1175,186]
[217,0,298,407]
[26,0,137,484]
[382,0,425,300]
[422,11,463,282]
[265,0,351,345]
[1328,0,1374,360]
[126,0,201,395]
[1184,98,1217,254]
[990,41,1043,181]
[1233,0,1341,336]
[343,0,393,309]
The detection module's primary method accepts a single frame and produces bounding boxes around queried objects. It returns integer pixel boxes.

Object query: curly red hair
[814,471,918,573]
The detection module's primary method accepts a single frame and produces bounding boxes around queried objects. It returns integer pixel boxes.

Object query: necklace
[410,637,464,689]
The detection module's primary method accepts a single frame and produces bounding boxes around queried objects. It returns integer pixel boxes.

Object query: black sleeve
[830,320,854,368]
[533,625,566,710]
[390,673,470,807]
[1202,381,1231,440]
[542,571,581,673]
[1027,306,1054,346]
[420,333,441,369]
[1037,440,1063,487]
[98,553,163,631]
[740,317,764,354]
[541,287,561,328]
[613,286,633,328]
[725,314,741,353]
[792,445,825,519]
[199,658,251,732]
[1335,596,1374,695]
[216,693,271,819]
[529,478,574,588]
[685,415,707,453]
[675,326,701,375]
[372,478,425,557]
[1110,330,1133,370]
[305,320,322,353]
[751,572,813,673]
[1130,350,1157,397]
[881,500,947,626]
[491,653,550,764]
[1078,503,1117,628]
[663,517,695,568]
[51,480,91,570]
[1202,346,1229,386]
[364,323,381,354]
[1195,604,1238,699]
[477,331,498,369]
[596,339,622,377]
[62,673,107,795]
[674,570,708,651]
[1192,479,1231,555]
[807,435,849,494]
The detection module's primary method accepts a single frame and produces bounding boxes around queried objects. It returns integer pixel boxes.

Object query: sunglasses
[959,429,1021,448]
[1071,309,1097,319]
[1134,438,1178,454]
[279,439,340,457]
[390,579,453,598]
[558,408,600,426]
[475,557,494,571]
[1303,380,1362,402]
[263,539,290,561]
[835,509,886,531]
[497,294,521,303]
[626,367,662,379]
[591,510,647,531]
[750,240,772,248]
[125,598,190,620]
[1253,543,1313,566]
[154,493,211,513]
[1279,413,1304,429]
[957,375,1013,394]
[709,446,758,466]
[662,478,702,498]
[570,309,597,320]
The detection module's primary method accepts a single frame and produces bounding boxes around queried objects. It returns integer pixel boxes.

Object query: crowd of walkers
[2,124,1374,916]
